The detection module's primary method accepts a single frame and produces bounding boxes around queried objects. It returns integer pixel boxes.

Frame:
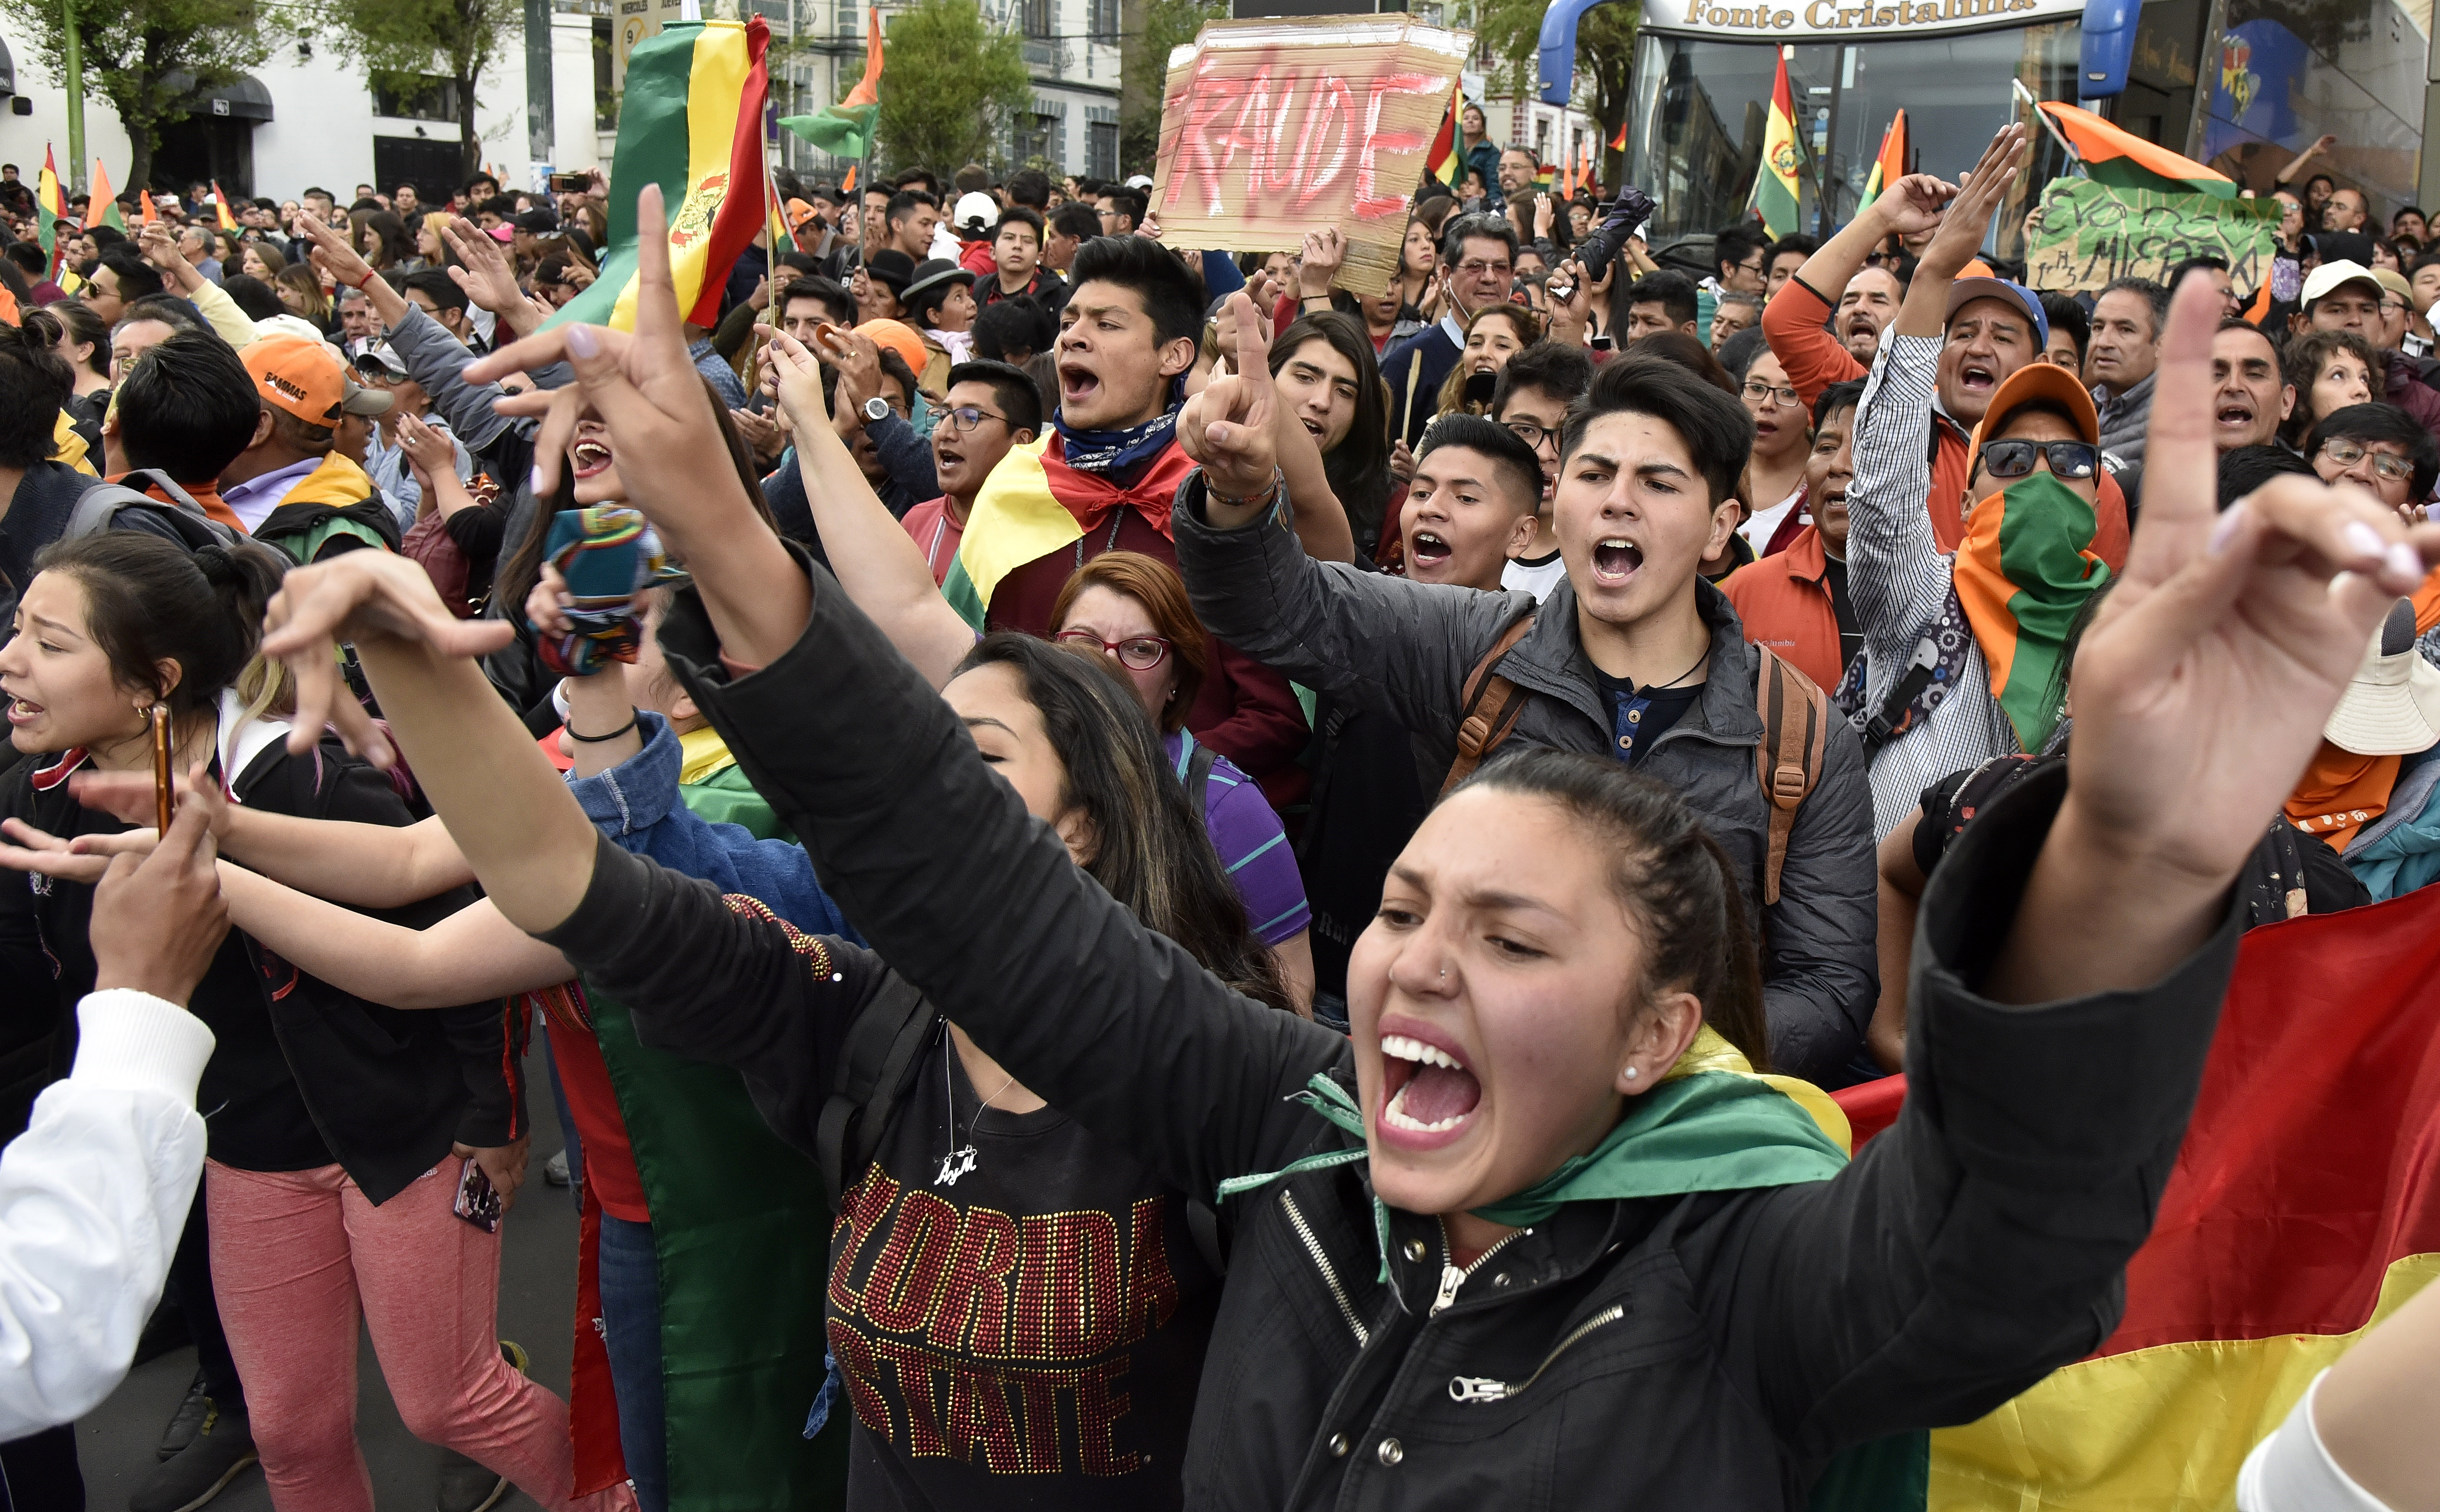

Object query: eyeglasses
[941,404,1010,436]
[2320,438,2417,483]
[1741,379,1801,408]
[1455,259,1512,278]
[1503,419,1561,452]
[1053,629,1173,671]
[1978,439,2099,481]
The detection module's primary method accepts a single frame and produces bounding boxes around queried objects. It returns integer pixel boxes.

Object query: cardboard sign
[2024,178,2281,293]
[1151,16,1470,296]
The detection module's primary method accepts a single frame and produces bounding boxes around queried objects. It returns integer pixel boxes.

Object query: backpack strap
[65,476,234,551]
[812,972,939,1209]
[1752,643,1829,907]
[1440,613,1537,795]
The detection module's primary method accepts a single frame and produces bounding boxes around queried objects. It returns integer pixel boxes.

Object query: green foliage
[872,0,1031,176]
[3,0,270,190]
[1117,0,1221,174]
[315,0,525,176]
[1467,0,1639,175]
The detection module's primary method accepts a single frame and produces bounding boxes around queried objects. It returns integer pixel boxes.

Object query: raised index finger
[1232,291,1274,400]
[2119,271,2230,588]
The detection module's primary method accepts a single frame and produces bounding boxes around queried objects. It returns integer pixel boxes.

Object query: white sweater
[0,990,214,1438]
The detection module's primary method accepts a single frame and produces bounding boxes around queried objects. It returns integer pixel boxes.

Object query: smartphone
[1463,369,1498,405]
[547,172,591,194]
[453,1157,502,1233]
[150,705,173,837]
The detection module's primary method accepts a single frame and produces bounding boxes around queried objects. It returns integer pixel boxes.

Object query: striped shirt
[1845,333,2021,836]
[1166,730,1312,946]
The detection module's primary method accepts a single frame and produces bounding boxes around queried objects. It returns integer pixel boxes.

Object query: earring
[1624,1067,1639,1081]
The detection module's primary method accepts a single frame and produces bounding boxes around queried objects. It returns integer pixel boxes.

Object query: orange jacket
[1721,525,1846,696]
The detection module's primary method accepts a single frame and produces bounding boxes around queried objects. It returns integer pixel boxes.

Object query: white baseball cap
[952,191,998,235]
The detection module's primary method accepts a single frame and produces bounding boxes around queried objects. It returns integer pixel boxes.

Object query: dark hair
[1562,351,1754,508]
[0,321,71,468]
[28,298,110,379]
[4,242,47,276]
[351,209,410,269]
[1711,223,1768,282]
[953,162,992,196]
[1625,270,1699,331]
[1811,377,1866,430]
[1047,201,1101,243]
[874,346,920,408]
[1632,329,1737,397]
[1416,412,1545,516]
[2216,442,2316,511]
[219,274,284,323]
[116,295,210,337]
[1494,339,1594,415]
[1269,313,1392,544]
[2038,291,2091,365]
[945,358,1043,437]
[1066,235,1207,350]
[2308,402,2440,500]
[1099,187,1148,228]
[1048,550,1207,732]
[904,269,972,330]
[951,631,1290,1012]
[778,274,855,327]
[994,205,1045,245]
[2164,254,2229,294]
[972,295,1055,364]
[1439,212,1518,270]
[1716,324,1769,384]
[116,331,262,483]
[2279,327,2379,443]
[884,190,927,229]
[93,244,163,302]
[29,532,288,721]
[1766,233,1818,264]
[1452,749,1769,1071]
[400,268,469,316]
[2096,276,2170,338]
[1005,168,1051,210]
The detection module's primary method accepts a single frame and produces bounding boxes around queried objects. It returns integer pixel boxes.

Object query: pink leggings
[205,1159,630,1512]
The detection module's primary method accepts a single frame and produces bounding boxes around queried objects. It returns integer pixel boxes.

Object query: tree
[1471,0,1640,183]
[316,0,524,180]
[873,0,1030,178]
[2,0,270,192]
[1117,0,1220,175]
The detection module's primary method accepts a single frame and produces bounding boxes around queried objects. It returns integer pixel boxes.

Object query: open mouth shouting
[570,438,615,479]
[4,694,41,729]
[1377,1025,1482,1150]
[1590,536,1644,587]
[1955,360,1998,401]
[1408,529,1452,570]
[2213,397,2258,441]
[1057,359,1100,409]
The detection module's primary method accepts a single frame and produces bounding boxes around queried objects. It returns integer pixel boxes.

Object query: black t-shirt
[1296,696,1433,1015]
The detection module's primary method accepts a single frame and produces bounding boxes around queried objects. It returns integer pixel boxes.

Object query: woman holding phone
[0,533,627,1512]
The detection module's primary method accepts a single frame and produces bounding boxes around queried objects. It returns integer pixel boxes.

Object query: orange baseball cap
[239,333,392,426]
[856,318,930,379]
[1967,358,2100,456]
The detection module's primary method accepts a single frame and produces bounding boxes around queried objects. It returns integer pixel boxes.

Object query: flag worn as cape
[553,16,771,332]
[941,433,1198,629]
[1423,84,1464,193]
[85,160,124,230]
[36,148,64,276]
[780,5,881,159]
[1836,884,2440,1508]
[212,181,237,231]
[2037,99,2235,199]
[1859,109,1908,210]
[1751,51,1802,237]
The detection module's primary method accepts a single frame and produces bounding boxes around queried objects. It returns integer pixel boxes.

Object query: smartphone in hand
[453,1156,502,1234]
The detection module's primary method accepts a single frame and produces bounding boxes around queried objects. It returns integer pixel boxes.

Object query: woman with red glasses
[1052,551,1315,1014]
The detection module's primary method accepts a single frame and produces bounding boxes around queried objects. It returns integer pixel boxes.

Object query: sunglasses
[1053,629,1173,671]
[1978,439,2099,481]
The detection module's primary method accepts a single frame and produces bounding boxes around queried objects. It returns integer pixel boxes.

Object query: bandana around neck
[1953,470,2112,752]
[1053,376,1186,474]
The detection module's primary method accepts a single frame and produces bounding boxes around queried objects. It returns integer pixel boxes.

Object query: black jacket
[1171,473,1880,1085]
[0,459,189,629]
[636,548,2241,1510]
[0,728,524,1198]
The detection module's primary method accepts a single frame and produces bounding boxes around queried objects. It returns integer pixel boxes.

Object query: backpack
[64,471,238,552]
[1439,613,1830,905]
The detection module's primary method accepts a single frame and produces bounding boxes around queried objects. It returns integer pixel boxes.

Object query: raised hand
[260,550,515,765]
[1299,227,1348,298]
[440,217,528,320]
[1176,290,1280,508]
[1991,272,2440,1003]
[394,412,457,479]
[1872,171,1963,240]
[1916,124,2027,278]
[295,209,375,288]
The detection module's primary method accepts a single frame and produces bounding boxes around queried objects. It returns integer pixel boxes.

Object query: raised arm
[215,871,571,1009]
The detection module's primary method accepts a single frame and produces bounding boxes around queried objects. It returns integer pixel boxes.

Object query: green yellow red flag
[212,180,238,231]
[36,147,64,276]
[2037,100,2235,199]
[553,15,772,332]
[1423,84,1464,194]
[942,436,1198,629]
[1750,50,1801,236]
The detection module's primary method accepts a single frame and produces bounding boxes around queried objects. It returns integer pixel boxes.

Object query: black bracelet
[565,711,640,744]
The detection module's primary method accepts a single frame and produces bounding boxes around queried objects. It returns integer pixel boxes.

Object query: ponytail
[32,533,288,720]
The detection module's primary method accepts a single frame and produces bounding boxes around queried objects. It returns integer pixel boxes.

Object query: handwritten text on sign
[2024,178,2280,293]
[1152,18,1469,295]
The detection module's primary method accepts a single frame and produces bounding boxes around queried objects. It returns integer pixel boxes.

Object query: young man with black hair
[1043,201,1100,277]
[1623,269,1699,343]
[1490,340,1595,601]
[884,191,938,263]
[2039,290,2091,371]
[1095,186,1148,237]
[1381,213,1519,446]
[399,268,481,351]
[898,359,1042,583]
[1765,234,1818,296]
[983,207,1063,311]
[78,244,163,325]
[1175,301,1881,1084]
[101,330,260,530]
[1395,413,1544,589]
[777,275,856,341]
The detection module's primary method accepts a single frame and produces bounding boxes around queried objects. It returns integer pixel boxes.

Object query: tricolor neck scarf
[1053,384,1183,477]
[1216,1028,1849,1280]
[1952,471,2113,752]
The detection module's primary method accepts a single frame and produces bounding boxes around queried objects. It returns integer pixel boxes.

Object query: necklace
[1641,641,1711,693]
[934,1035,1021,1188]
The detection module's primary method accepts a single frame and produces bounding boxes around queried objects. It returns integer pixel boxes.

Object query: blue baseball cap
[1945,276,2048,346]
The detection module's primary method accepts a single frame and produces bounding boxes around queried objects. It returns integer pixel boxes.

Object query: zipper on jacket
[1429,1222,1530,1316]
[1445,1303,1628,1403]
[1280,1190,1369,1347]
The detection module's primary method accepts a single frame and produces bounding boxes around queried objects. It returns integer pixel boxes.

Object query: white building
[0,3,607,205]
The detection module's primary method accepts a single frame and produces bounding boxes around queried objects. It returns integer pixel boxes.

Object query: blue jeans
[597,1213,666,1512]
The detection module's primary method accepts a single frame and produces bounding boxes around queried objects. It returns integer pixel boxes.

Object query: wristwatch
[862,396,890,423]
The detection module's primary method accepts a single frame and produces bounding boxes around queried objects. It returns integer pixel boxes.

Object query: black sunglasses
[1979,439,2098,481]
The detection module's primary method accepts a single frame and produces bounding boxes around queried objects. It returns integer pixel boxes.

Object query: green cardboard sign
[2024,178,2281,293]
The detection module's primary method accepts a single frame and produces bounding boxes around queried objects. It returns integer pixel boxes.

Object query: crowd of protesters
[0,109,2437,1512]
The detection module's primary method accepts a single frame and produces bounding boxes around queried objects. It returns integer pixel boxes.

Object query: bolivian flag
[212,180,238,232]
[1750,50,1801,237]
[554,16,771,332]
[2037,100,2235,199]
[941,435,1196,630]
[1837,882,2440,1508]
[1859,110,1907,210]
[36,147,65,276]
[1423,83,1464,194]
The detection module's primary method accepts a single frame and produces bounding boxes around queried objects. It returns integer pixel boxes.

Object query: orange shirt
[1721,526,1845,695]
